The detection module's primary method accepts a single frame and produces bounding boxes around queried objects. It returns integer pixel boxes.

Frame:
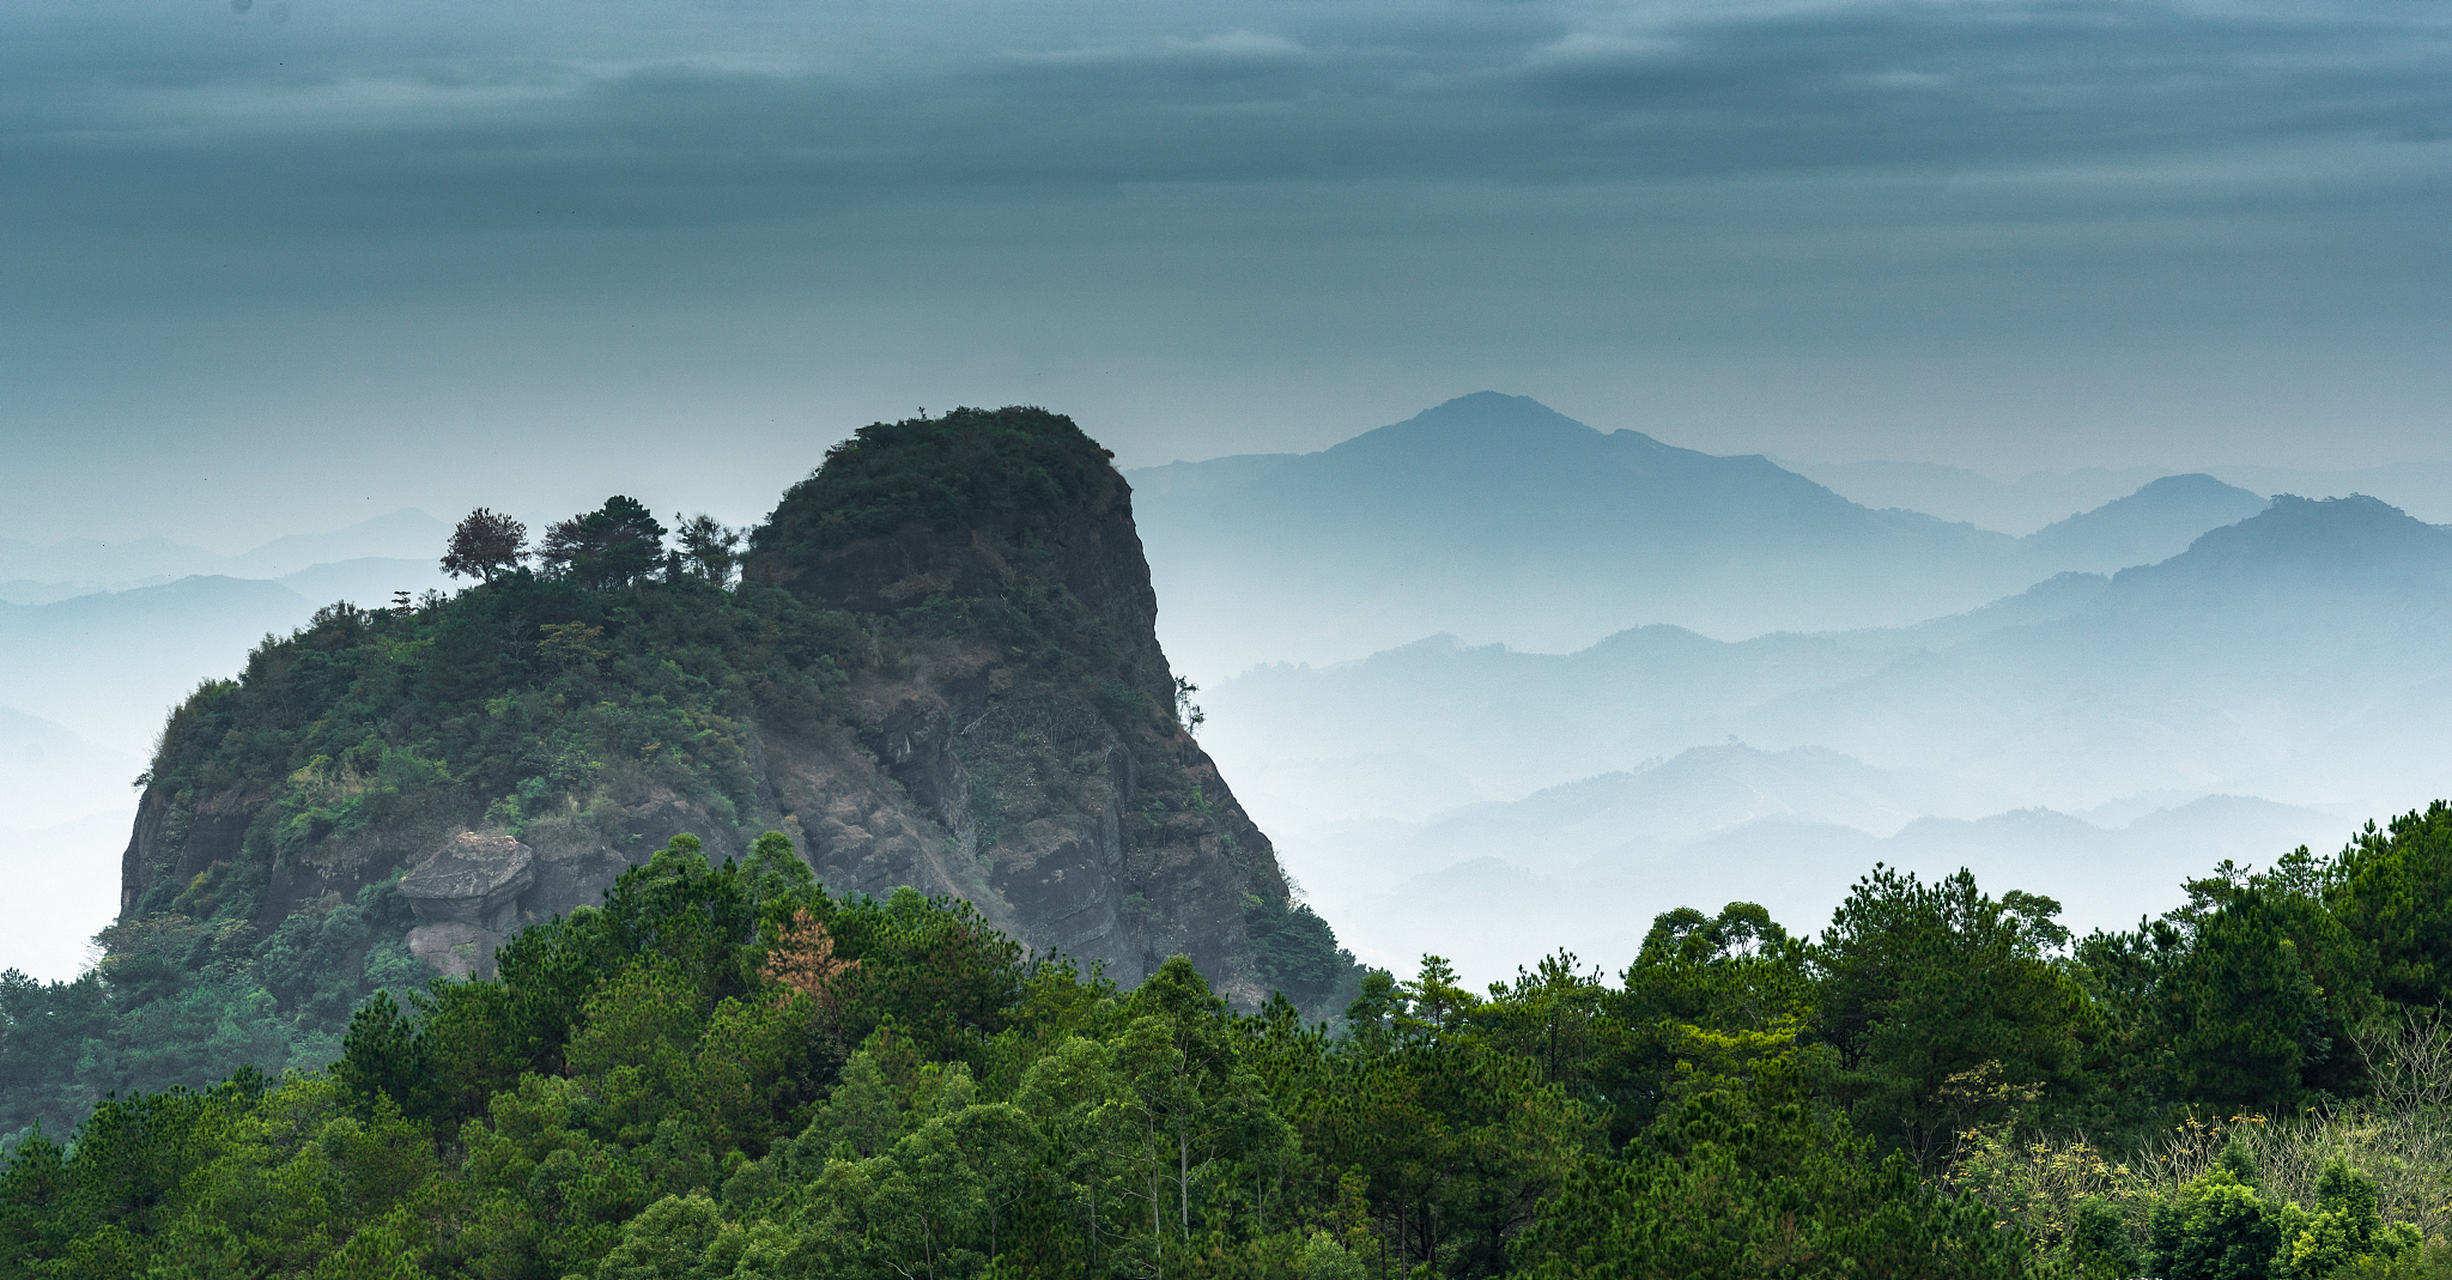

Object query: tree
[1509,1059,2031,1280]
[2144,1163,2282,1280]
[540,497,667,590]
[1812,867,2103,1168]
[672,514,742,586]
[440,508,528,582]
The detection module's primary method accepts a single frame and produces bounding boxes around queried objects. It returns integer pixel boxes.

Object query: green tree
[542,497,668,590]
[2332,805,2452,1012]
[672,514,743,586]
[2146,1163,2283,1280]
[1813,867,2102,1167]
[1509,1058,2030,1280]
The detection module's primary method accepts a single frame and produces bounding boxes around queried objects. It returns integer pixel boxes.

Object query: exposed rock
[119,785,262,916]
[116,408,1343,1013]
[399,831,535,934]
[407,921,505,981]
[743,411,1293,1002]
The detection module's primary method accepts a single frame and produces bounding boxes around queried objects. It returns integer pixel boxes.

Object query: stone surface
[407,921,504,981]
[118,419,1321,1011]
[399,831,535,932]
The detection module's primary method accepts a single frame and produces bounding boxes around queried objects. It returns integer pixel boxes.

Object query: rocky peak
[112,407,1351,1020]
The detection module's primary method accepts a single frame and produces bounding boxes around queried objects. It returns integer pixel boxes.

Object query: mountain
[1314,769,2348,981]
[224,509,454,578]
[0,576,316,750]
[1130,394,2269,677]
[275,556,453,610]
[0,534,224,584]
[1792,456,2452,534]
[0,510,451,587]
[2015,474,2268,574]
[109,408,1343,1032]
[1777,460,2176,535]
[1203,494,2451,980]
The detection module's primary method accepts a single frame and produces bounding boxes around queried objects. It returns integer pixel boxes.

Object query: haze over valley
[7,393,2447,986]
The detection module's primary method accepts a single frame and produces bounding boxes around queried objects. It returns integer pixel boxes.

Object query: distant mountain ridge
[1131,393,2270,677]
[1203,490,2452,978]
[0,509,450,593]
[1793,456,2452,533]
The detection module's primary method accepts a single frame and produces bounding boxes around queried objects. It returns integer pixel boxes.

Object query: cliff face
[743,423,1276,993]
[116,407,1322,1010]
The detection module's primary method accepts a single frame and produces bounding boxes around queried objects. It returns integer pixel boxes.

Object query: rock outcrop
[114,407,1337,1011]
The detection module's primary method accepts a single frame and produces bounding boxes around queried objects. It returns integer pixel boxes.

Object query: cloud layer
[3,0,2449,546]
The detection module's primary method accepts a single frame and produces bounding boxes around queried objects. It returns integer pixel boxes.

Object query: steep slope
[736,409,1322,1003]
[107,406,1344,1077]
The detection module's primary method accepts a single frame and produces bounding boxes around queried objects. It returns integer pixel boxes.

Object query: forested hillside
[13,806,2452,1277]
[0,407,1354,1158]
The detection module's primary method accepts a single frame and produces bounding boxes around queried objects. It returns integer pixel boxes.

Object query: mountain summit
[1130,394,2275,675]
[111,409,1345,1092]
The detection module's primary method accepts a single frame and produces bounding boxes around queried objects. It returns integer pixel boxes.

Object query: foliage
[540,496,668,591]
[1509,1056,2034,1279]
[441,509,528,583]
[1812,867,2104,1168]
[22,812,2452,1277]
[4,508,869,1146]
[750,407,1114,559]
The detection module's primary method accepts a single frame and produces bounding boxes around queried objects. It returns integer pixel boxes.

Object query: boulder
[399,831,535,933]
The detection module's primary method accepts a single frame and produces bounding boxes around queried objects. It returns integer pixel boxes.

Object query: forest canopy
[13,807,2452,1277]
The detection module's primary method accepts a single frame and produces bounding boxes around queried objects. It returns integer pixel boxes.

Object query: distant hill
[1205,493,2451,980]
[0,576,315,751]
[0,509,448,590]
[1315,771,2348,981]
[1790,456,2452,533]
[2017,473,2268,575]
[0,526,453,764]
[1776,459,2173,535]
[1130,394,2269,677]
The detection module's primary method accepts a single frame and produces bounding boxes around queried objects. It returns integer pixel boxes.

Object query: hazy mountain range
[0,513,453,977]
[1130,393,2272,678]
[8,396,2448,986]
[1789,457,2452,537]
[1203,489,2452,979]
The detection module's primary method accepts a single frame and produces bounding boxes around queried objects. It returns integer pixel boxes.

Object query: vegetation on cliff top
[752,406,1116,559]
[0,410,1352,1148]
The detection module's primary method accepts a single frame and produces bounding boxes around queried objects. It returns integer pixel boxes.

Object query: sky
[4,0,2451,551]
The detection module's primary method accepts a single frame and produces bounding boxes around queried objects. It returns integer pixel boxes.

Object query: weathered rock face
[120,786,263,916]
[396,831,535,981]
[115,408,1326,1010]
[407,921,506,982]
[738,411,1291,1001]
[399,831,534,930]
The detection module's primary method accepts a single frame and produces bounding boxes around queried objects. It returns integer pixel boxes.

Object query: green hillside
[15,809,2452,1276]
[0,407,1352,1153]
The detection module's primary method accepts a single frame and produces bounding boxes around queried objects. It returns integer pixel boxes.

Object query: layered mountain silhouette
[1206,492,2449,978]
[1131,392,2267,676]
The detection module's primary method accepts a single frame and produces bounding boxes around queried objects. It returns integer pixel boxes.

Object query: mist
[7,0,2452,986]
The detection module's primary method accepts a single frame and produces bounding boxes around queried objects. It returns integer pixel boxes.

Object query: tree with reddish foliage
[440,507,528,582]
[762,908,860,1012]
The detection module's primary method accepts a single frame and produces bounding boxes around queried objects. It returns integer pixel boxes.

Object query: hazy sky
[5,0,2450,550]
